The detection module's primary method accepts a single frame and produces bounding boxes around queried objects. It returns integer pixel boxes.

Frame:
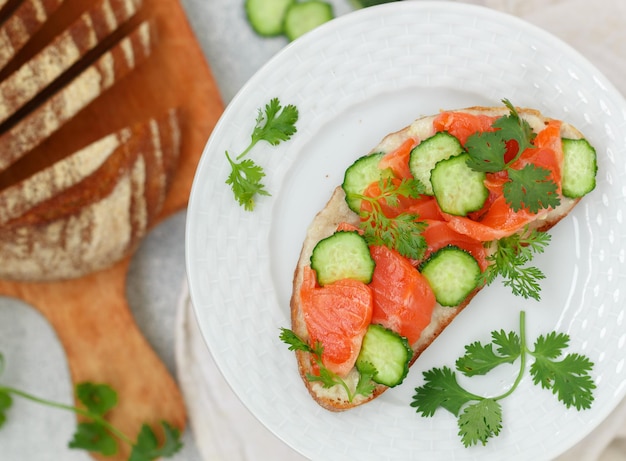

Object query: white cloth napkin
[175,1,626,459]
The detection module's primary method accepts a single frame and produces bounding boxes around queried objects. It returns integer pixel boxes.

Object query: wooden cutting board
[0,0,223,459]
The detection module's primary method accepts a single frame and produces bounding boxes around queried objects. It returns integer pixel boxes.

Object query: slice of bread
[290,105,586,411]
[0,0,65,71]
[0,0,141,125]
[0,109,180,281]
[0,19,154,174]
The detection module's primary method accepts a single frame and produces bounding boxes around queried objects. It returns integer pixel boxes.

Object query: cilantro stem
[0,385,133,446]
[236,141,256,161]
[492,311,527,401]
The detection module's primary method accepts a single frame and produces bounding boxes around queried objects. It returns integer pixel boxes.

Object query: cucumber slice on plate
[409,132,465,195]
[561,137,597,198]
[420,245,481,307]
[356,324,412,387]
[342,152,390,213]
[310,231,375,286]
[430,153,488,216]
[245,0,295,37]
[284,1,334,41]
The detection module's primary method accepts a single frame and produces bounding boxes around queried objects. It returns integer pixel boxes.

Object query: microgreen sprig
[352,176,428,260]
[479,226,552,300]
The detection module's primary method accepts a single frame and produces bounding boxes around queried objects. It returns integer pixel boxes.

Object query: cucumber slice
[561,138,597,198]
[430,153,488,216]
[342,152,391,213]
[420,245,481,307]
[409,132,465,196]
[284,1,334,41]
[310,231,375,286]
[356,324,412,387]
[244,0,295,37]
[351,0,400,7]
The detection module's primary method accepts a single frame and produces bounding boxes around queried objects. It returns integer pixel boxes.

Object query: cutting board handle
[0,258,186,459]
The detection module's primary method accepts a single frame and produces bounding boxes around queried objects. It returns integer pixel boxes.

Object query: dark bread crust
[290,105,584,411]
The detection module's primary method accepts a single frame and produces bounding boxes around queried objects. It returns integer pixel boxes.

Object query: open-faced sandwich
[280,100,597,411]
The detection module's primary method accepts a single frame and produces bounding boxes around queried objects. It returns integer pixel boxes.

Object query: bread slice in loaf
[290,105,587,411]
[0,0,65,71]
[0,0,142,125]
[0,109,180,281]
[0,19,154,173]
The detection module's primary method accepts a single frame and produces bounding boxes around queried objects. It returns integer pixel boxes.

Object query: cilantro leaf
[75,383,117,416]
[69,422,118,456]
[411,367,478,417]
[465,99,558,214]
[279,327,313,353]
[354,361,378,398]
[225,152,270,211]
[492,99,536,155]
[129,422,182,461]
[530,333,596,410]
[532,331,570,359]
[456,330,521,377]
[505,165,561,213]
[250,98,299,148]
[457,398,502,447]
[358,177,428,260]
[306,368,342,389]
[464,131,508,173]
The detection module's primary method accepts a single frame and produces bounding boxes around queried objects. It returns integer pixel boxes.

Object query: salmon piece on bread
[287,102,597,411]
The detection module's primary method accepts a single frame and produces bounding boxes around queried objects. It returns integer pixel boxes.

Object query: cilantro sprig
[225,98,299,211]
[411,311,595,447]
[353,176,428,260]
[465,99,560,213]
[0,353,182,460]
[279,328,376,401]
[479,226,552,300]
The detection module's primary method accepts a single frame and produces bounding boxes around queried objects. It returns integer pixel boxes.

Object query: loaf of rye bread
[290,106,585,411]
[0,0,183,281]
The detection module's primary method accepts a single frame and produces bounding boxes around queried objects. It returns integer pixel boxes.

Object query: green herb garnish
[354,176,428,260]
[279,328,376,402]
[226,98,299,211]
[0,352,182,460]
[465,99,560,213]
[479,226,552,300]
[411,311,595,447]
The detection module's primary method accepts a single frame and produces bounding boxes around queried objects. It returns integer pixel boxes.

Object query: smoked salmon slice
[300,266,373,377]
[379,137,418,179]
[368,245,436,346]
[433,111,497,146]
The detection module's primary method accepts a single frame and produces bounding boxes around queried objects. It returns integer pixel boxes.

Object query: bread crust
[290,105,584,411]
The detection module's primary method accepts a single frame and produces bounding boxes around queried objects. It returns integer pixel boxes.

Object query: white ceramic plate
[186,2,626,460]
